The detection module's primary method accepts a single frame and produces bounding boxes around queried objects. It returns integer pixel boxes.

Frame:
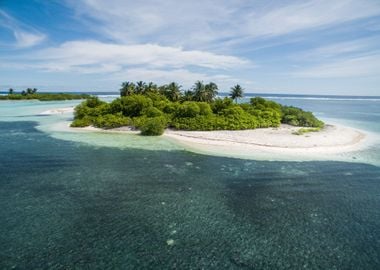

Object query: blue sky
[1,0,380,95]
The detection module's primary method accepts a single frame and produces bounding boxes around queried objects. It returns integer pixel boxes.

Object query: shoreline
[37,106,379,164]
[39,107,75,115]
[161,124,374,163]
[164,125,366,151]
[74,123,370,156]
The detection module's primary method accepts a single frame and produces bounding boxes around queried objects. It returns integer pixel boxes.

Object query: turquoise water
[1,98,380,269]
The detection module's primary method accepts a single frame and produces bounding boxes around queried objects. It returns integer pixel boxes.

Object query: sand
[38,105,378,163]
[163,124,378,162]
[164,125,365,152]
[39,107,74,115]
[73,124,371,157]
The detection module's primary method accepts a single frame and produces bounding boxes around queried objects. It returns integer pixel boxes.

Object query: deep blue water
[1,96,380,269]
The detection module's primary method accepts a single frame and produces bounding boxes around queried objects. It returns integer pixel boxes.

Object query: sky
[1,0,380,95]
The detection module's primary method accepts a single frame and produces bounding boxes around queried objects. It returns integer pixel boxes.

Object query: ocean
[0,94,380,269]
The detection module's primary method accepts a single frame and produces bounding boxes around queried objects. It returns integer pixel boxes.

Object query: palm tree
[204,82,218,102]
[120,81,135,96]
[166,82,182,101]
[192,81,218,102]
[135,81,146,94]
[192,81,206,102]
[26,88,33,95]
[145,82,158,94]
[32,88,37,94]
[182,90,194,101]
[230,84,244,103]
[8,88,14,95]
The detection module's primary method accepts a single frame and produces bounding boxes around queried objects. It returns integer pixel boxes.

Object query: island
[71,81,324,136]
[0,88,90,101]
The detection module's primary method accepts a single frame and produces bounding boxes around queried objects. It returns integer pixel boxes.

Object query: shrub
[292,127,322,135]
[281,106,324,128]
[70,87,324,133]
[118,95,153,117]
[93,114,131,129]
[73,101,110,118]
[250,97,281,112]
[85,96,104,108]
[109,98,123,114]
[176,102,200,117]
[197,102,212,115]
[211,97,233,114]
[221,106,245,117]
[70,117,92,127]
[163,102,179,114]
[143,106,163,117]
[1,93,90,101]
[171,113,259,131]
[140,117,167,136]
[73,103,90,119]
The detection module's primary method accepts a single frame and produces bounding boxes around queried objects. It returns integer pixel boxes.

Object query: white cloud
[294,54,380,78]
[293,37,380,60]
[245,0,380,38]
[0,10,46,48]
[13,30,46,48]
[65,0,380,49]
[28,40,249,73]
[1,40,249,89]
[66,0,237,47]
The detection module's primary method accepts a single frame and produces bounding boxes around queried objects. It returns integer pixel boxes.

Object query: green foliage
[171,113,258,131]
[211,97,234,114]
[292,127,322,135]
[70,117,92,127]
[93,114,131,129]
[120,81,135,96]
[163,102,179,114]
[140,117,167,136]
[281,106,324,128]
[239,97,283,128]
[192,81,218,102]
[73,103,90,119]
[0,92,90,101]
[176,102,200,118]
[197,102,212,116]
[250,97,282,111]
[74,98,110,119]
[181,90,194,102]
[230,84,244,103]
[159,82,182,101]
[143,106,163,117]
[118,95,153,117]
[85,96,103,108]
[220,106,246,117]
[70,81,324,136]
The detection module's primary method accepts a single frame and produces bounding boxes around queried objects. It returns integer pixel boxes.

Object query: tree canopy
[230,84,244,103]
[0,88,90,101]
[71,80,324,136]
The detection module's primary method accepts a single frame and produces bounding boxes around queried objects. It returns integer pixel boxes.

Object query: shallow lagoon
[1,98,380,269]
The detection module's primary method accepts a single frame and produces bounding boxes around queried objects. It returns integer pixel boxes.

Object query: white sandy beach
[43,107,373,159]
[39,106,379,163]
[165,124,365,152]
[76,124,370,156]
[163,124,375,159]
